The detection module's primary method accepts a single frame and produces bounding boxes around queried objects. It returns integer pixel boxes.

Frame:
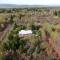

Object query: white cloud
[0,0,60,6]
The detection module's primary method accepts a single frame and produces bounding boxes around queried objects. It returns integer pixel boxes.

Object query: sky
[0,0,60,6]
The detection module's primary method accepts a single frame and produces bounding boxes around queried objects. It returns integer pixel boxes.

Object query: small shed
[19,30,32,37]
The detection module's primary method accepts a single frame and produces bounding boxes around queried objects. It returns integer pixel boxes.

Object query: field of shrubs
[0,8,60,60]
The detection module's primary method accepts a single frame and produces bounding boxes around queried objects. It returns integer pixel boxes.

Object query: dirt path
[0,24,14,43]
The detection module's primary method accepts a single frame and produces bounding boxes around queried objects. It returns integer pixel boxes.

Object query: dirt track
[0,24,14,42]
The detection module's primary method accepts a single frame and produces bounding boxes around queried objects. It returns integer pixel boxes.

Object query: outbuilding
[19,30,32,37]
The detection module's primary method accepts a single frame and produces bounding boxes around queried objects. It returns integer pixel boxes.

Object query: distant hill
[0,4,60,9]
[0,4,20,8]
[0,4,50,8]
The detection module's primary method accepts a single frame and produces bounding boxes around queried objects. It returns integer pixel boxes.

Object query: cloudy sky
[0,0,60,6]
